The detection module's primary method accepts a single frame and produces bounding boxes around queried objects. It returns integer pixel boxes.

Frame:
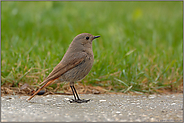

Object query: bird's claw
[69,99,90,103]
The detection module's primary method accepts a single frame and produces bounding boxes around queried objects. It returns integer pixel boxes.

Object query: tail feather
[27,78,57,101]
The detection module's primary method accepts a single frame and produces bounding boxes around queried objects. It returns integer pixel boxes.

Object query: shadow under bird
[27,33,100,103]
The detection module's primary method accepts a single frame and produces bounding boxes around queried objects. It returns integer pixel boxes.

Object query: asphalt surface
[1,94,183,122]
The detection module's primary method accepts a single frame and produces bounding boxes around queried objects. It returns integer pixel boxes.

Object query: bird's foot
[69,99,90,103]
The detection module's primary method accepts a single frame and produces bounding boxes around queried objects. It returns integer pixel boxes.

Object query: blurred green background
[1,1,183,94]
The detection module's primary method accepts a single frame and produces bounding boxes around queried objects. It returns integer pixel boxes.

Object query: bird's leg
[69,83,90,103]
[72,85,80,100]
[70,85,77,100]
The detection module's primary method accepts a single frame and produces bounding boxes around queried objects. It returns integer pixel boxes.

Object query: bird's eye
[86,36,89,40]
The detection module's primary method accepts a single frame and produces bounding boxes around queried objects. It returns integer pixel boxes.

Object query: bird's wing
[27,52,87,101]
[39,52,87,86]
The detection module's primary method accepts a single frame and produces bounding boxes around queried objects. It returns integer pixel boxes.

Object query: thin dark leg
[72,85,80,100]
[70,86,77,100]
[69,85,90,103]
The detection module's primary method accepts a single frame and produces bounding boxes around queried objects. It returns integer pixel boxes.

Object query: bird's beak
[93,36,100,39]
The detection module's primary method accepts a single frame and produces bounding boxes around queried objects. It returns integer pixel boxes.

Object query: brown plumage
[27,33,100,103]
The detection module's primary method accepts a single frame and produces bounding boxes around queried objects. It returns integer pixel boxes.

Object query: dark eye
[86,36,89,40]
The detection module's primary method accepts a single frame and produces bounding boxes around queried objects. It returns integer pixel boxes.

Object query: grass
[1,1,183,94]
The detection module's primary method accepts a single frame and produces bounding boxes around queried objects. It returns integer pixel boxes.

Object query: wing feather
[39,52,87,85]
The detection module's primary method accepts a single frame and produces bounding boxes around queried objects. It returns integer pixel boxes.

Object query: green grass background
[1,1,183,94]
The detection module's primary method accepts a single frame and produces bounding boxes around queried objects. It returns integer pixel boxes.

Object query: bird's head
[72,33,100,48]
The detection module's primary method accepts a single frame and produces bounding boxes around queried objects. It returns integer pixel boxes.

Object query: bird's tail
[27,79,56,101]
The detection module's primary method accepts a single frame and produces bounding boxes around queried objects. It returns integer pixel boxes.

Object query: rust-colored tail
[27,79,56,101]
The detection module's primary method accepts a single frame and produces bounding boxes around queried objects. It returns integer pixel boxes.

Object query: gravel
[1,94,183,122]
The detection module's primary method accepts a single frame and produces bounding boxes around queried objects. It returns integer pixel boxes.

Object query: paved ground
[1,94,183,122]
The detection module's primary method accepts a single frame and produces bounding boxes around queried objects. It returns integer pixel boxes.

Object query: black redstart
[27,33,100,103]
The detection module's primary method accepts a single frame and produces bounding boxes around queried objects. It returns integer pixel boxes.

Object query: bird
[27,33,100,103]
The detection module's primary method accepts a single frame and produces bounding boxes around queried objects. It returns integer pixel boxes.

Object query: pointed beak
[93,36,100,39]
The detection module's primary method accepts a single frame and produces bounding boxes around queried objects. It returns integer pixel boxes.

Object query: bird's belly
[59,59,93,82]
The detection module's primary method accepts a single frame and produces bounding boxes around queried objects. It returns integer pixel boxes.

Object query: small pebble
[171,103,176,105]
[99,100,106,102]
[148,95,156,99]
[37,90,45,95]
[64,98,70,101]
[116,111,121,114]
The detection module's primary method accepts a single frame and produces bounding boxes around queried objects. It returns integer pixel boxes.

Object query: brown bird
[27,33,100,103]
